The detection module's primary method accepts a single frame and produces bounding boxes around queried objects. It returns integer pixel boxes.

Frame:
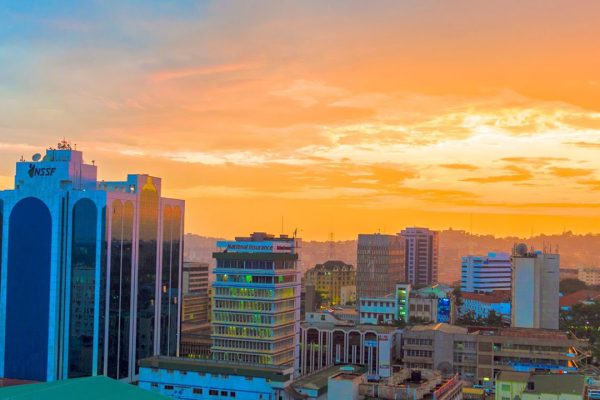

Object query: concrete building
[211,233,301,368]
[474,327,589,385]
[300,312,398,379]
[360,370,463,400]
[356,234,405,299]
[401,324,590,386]
[461,252,511,293]
[303,260,355,306]
[400,227,439,286]
[511,244,560,330]
[402,324,477,381]
[358,283,411,325]
[0,142,184,382]
[578,267,600,286]
[182,262,210,324]
[410,284,456,324]
[495,371,587,400]
[460,291,511,321]
[139,356,295,400]
[340,285,357,306]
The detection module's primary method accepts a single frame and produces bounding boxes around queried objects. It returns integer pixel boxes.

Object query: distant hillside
[184,230,600,284]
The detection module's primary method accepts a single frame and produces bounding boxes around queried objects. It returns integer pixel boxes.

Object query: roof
[0,376,168,400]
[527,374,586,395]
[497,371,531,383]
[139,356,293,382]
[560,289,600,307]
[471,326,576,341]
[461,291,510,303]
[414,284,452,298]
[407,323,468,334]
[291,365,365,395]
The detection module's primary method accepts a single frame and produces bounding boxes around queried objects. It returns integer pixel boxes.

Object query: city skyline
[2,1,600,241]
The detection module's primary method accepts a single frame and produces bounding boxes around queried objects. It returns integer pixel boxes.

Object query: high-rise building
[211,232,301,368]
[303,260,355,306]
[400,227,439,286]
[0,142,184,382]
[461,252,512,293]
[182,262,210,324]
[356,234,405,299]
[511,244,560,330]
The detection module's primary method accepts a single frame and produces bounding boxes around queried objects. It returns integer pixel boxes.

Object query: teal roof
[415,284,452,298]
[0,376,169,400]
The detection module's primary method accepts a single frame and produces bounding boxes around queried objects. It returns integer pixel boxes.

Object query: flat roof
[497,371,531,383]
[139,356,293,382]
[528,374,586,395]
[407,323,468,334]
[0,376,168,400]
[292,365,366,394]
[472,327,575,340]
[301,321,397,333]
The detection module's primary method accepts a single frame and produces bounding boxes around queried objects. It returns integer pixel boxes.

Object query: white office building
[511,244,559,330]
[461,252,512,293]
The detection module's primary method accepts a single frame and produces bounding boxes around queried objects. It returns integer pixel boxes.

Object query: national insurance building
[0,142,184,383]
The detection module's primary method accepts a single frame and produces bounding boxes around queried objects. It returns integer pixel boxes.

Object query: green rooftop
[0,376,169,400]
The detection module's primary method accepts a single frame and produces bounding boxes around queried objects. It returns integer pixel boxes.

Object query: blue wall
[5,197,52,381]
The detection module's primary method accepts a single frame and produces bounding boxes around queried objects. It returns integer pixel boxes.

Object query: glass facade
[107,200,134,379]
[5,197,52,381]
[0,146,185,383]
[68,199,98,378]
[160,205,181,356]
[136,177,159,369]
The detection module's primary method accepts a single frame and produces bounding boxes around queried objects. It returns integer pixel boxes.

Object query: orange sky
[1,1,600,240]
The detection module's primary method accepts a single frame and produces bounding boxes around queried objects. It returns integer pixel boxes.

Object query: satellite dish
[32,153,42,162]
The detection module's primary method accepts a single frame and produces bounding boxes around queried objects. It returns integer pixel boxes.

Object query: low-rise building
[360,369,463,400]
[300,312,399,379]
[289,364,366,400]
[409,284,456,324]
[358,283,411,325]
[340,285,357,306]
[139,356,295,400]
[495,371,587,400]
[304,260,356,306]
[560,289,600,311]
[460,291,511,320]
[400,324,590,386]
[402,324,477,381]
[578,267,600,286]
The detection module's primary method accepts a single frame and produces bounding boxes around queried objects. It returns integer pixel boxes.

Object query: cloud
[548,167,594,178]
[439,163,479,171]
[462,166,532,184]
[149,62,262,83]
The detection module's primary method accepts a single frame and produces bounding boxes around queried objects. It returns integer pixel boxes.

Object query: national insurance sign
[216,241,294,254]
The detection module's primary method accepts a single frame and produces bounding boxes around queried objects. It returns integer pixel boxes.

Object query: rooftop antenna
[329,232,335,260]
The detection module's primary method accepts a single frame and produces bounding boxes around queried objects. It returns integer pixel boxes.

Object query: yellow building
[304,260,355,306]
[495,371,586,400]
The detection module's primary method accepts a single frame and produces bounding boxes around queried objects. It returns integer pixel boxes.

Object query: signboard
[217,241,294,254]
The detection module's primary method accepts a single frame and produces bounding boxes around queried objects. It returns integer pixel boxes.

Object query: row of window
[214,287,296,300]
[217,274,296,284]
[212,310,295,325]
[213,337,295,352]
[217,259,296,270]
[212,324,295,339]
[404,338,433,346]
[157,385,237,398]
[405,349,432,358]
[360,300,395,308]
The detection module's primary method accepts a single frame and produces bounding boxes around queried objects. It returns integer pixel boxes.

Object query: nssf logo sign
[28,163,57,178]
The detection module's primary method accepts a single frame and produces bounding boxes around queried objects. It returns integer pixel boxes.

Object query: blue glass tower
[0,142,184,382]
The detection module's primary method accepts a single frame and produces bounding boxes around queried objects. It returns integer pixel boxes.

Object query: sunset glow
[1,1,600,239]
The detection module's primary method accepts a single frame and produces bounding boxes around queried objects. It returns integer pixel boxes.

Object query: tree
[485,310,504,327]
[560,278,587,295]
[561,300,600,362]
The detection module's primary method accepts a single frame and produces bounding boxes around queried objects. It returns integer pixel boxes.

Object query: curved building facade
[0,143,184,382]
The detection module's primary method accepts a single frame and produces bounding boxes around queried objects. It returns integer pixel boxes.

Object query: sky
[1,1,600,240]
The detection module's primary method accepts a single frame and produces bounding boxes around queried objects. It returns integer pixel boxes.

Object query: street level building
[0,142,184,382]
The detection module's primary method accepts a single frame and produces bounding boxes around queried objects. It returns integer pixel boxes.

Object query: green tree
[561,301,600,361]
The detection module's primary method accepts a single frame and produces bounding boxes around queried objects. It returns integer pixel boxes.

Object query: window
[165,385,174,390]
[231,392,236,398]
[151,383,158,388]
[193,388,203,394]
[209,389,218,396]
[221,391,228,396]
